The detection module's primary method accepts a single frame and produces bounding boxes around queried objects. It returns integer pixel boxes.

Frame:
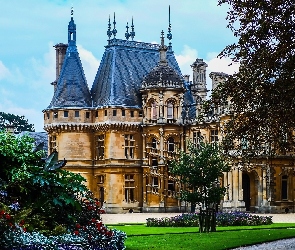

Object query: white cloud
[206,53,239,76]
[78,45,100,86]
[175,45,198,76]
[0,61,11,80]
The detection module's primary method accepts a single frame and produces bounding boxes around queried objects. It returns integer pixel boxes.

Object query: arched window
[167,137,175,152]
[151,101,157,120]
[167,102,174,119]
[282,175,288,200]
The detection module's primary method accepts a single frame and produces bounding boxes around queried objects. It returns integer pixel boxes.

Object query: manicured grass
[107,224,295,250]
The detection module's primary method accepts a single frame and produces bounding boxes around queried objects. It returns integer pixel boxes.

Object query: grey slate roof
[47,17,92,109]
[91,39,183,108]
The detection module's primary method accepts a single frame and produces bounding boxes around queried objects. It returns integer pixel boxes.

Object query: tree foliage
[0,131,89,231]
[210,0,295,156]
[0,112,35,133]
[170,142,230,209]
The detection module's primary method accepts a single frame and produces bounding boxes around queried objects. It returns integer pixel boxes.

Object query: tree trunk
[198,208,216,233]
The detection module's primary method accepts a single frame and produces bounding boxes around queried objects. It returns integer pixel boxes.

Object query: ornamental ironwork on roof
[91,38,182,108]
[47,15,92,109]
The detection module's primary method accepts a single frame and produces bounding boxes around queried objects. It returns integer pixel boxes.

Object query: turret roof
[47,17,91,109]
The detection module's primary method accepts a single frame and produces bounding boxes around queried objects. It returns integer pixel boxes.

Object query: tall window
[167,102,174,119]
[125,134,135,159]
[168,180,175,192]
[152,177,159,191]
[125,174,135,202]
[53,112,58,119]
[193,131,202,148]
[167,137,175,152]
[96,135,105,160]
[282,175,288,200]
[86,112,90,119]
[151,138,157,152]
[151,101,157,120]
[151,158,158,173]
[64,111,68,118]
[75,111,79,117]
[210,129,219,143]
[49,135,57,153]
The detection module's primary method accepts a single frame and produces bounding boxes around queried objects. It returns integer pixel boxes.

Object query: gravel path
[101,213,295,249]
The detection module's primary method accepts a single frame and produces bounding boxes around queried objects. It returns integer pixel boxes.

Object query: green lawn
[108,224,295,250]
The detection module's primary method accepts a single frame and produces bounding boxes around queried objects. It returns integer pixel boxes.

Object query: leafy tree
[170,141,230,232]
[209,0,295,156]
[0,112,35,133]
[0,131,89,233]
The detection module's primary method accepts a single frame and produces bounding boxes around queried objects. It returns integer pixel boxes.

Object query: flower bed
[146,213,199,227]
[216,211,273,226]
[146,212,273,227]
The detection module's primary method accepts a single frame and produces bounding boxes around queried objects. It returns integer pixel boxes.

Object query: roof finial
[161,30,165,46]
[167,5,172,50]
[71,6,74,17]
[130,17,135,40]
[125,21,130,40]
[107,15,112,41]
[112,12,117,39]
[159,30,168,66]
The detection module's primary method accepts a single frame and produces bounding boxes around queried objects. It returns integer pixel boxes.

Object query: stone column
[238,169,243,201]
[262,169,268,206]
[143,173,147,203]
[180,133,184,151]
[223,172,228,201]
[233,168,239,208]
[142,134,147,160]
[159,127,164,164]
[228,170,233,201]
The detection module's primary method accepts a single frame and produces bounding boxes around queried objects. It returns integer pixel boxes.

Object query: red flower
[19,220,25,226]
[76,223,81,229]
[91,218,96,223]
[23,227,27,232]
[0,210,5,216]
[74,230,79,235]
[5,214,11,220]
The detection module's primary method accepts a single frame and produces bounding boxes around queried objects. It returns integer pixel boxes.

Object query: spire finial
[167,5,172,49]
[130,17,135,40]
[161,30,165,46]
[125,21,130,40]
[71,7,74,18]
[112,12,117,38]
[159,30,168,66]
[107,15,112,41]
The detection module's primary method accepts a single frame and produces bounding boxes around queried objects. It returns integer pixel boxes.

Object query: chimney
[52,43,68,91]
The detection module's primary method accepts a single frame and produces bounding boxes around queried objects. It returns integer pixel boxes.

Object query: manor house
[43,11,295,213]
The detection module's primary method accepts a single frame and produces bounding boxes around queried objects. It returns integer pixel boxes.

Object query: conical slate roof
[47,17,91,109]
[91,39,182,108]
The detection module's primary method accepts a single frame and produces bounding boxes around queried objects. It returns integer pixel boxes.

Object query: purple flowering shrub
[216,211,273,226]
[146,211,273,227]
[146,213,199,227]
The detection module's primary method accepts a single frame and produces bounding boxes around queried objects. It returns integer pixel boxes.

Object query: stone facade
[43,13,295,213]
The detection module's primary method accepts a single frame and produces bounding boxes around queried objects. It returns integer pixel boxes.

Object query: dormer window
[151,102,157,120]
[167,102,174,119]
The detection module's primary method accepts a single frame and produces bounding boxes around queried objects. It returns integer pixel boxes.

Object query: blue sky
[0,0,238,132]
